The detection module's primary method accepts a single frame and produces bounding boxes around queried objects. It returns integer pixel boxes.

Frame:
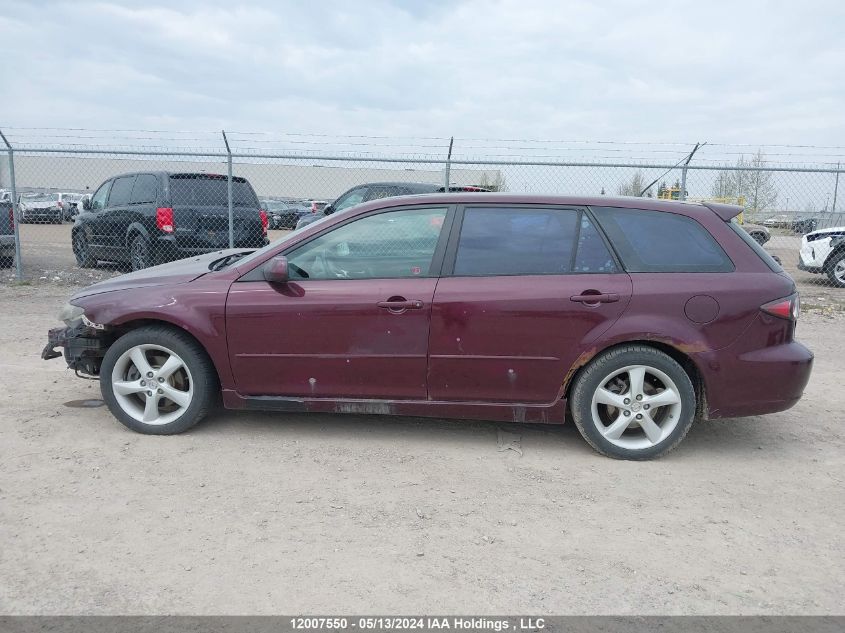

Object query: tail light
[8,204,14,227]
[57,201,64,209]
[259,209,268,234]
[156,207,174,233]
[761,293,800,321]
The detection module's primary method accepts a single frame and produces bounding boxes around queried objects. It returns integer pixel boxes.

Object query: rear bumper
[694,341,813,419]
[0,235,14,257]
[153,235,268,260]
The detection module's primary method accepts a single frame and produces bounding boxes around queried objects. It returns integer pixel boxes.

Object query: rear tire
[570,345,696,460]
[100,326,217,435]
[129,233,151,271]
[825,251,845,288]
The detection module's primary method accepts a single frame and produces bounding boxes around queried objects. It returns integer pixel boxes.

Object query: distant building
[0,154,502,199]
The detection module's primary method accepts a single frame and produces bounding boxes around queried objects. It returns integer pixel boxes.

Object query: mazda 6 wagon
[43,194,813,460]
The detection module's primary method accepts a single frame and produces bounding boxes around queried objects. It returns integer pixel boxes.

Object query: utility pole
[222,130,234,248]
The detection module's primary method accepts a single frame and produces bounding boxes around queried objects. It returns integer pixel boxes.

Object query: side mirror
[264,255,289,283]
[323,204,334,216]
[82,196,92,211]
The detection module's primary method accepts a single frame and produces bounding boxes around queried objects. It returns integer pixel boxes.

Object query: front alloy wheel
[100,326,217,434]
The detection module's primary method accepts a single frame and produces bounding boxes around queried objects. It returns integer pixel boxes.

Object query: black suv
[74,172,269,271]
[294,182,489,229]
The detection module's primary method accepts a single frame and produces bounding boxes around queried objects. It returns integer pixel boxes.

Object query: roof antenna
[639,141,706,197]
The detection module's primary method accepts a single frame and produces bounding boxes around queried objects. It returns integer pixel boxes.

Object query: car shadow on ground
[189,406,776,461]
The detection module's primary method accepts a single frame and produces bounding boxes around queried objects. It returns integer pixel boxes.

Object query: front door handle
[570,293,620,304]
[377,298,424,312]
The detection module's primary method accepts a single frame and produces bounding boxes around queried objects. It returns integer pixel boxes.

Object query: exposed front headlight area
[58,302,85,327]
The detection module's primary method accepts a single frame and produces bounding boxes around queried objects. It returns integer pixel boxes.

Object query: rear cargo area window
[592,206,734,273]
[169,175,259,207]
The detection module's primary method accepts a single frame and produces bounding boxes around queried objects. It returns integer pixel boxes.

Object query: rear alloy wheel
[570,345,696,460]
[825,252,845,288]
[129,234,151,271]
[100,326,217,434]
[72,231,96,268]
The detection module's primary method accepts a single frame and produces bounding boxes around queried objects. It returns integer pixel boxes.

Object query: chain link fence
[2,138,844,306]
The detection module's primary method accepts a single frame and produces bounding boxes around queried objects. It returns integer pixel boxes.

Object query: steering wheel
[317,246,373,279]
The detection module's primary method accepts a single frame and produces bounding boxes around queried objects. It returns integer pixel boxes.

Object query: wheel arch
[822,239,845,268]
[125,222,151,246]
[563,339,707,420]
[109,318,222,389]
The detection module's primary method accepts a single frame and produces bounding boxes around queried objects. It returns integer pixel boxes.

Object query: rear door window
[453,207,616,276]
[364,186,400,202]
[130,174,158,204]
[169,175,259,207]
[591,206,734,273]
[107,176,136,207]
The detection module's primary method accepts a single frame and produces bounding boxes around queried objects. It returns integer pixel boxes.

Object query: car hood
[806,226,845,239]
[72,249,252,299]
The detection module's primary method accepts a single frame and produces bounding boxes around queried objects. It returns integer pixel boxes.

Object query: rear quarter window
[591,206,734,273]
[728,219,783,272]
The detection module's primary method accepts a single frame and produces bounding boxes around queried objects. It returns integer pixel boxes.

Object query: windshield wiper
[209,251,252,271]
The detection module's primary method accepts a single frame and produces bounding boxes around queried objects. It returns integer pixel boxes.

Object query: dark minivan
[45,194,812,460]
[73,172,269,271]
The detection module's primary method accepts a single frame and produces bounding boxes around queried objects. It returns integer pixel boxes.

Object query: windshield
[23,193,59,202]
[169,175,259,207]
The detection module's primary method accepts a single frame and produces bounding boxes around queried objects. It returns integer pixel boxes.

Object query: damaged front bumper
[42,323,111,376]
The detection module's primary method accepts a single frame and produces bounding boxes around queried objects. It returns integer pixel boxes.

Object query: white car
[798,226,845,287]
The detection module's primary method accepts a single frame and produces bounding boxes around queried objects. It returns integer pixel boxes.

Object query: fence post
[0,130,23,282]
[678,142,703,201]
[222,130,234,249]
[833,162,840,213]
[443,136,454,192]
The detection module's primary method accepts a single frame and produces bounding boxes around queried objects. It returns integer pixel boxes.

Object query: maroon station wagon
[43,194,813,459]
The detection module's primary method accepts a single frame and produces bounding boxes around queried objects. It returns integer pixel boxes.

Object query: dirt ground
[0,283,842,615]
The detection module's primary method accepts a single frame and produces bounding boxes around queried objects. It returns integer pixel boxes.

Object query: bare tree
[743,150,778,213]
[617,171,650,197]
[477,172,508,192]
[710,152,777,212]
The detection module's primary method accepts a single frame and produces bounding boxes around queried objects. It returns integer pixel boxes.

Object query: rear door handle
[377,299,424,311]
[570,293,620,304]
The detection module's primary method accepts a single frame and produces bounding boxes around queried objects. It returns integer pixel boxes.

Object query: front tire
[100,326,217,434]
[72,231,96,268]
[824,251,845,288]
[570,345,696,460]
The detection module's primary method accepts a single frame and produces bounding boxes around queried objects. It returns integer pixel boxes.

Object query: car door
[83,180,113,254]
[427,205,633,404]
[226,205,453,399]
[100,175,136,260]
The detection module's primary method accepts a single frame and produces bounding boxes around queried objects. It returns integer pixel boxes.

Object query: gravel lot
[0,283,842,615]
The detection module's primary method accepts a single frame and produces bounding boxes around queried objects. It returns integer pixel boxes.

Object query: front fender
[73,277,236,389]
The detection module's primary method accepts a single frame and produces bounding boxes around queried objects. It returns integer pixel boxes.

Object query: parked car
[19,192,66,223]
[0,201,15,267]
[763,214,791,228]
[798,226,845,287]
[263,199,310,229]
[43,194,812,460]
[792,217,818,234]
[741,222,770,245]
[60,192,86,221]
[295,182,489,229]
[72,172,269,272]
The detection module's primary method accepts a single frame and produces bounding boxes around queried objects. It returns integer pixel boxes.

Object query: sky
[0,0,844,164]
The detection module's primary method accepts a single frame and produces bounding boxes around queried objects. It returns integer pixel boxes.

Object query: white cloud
[0,0,843,160]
